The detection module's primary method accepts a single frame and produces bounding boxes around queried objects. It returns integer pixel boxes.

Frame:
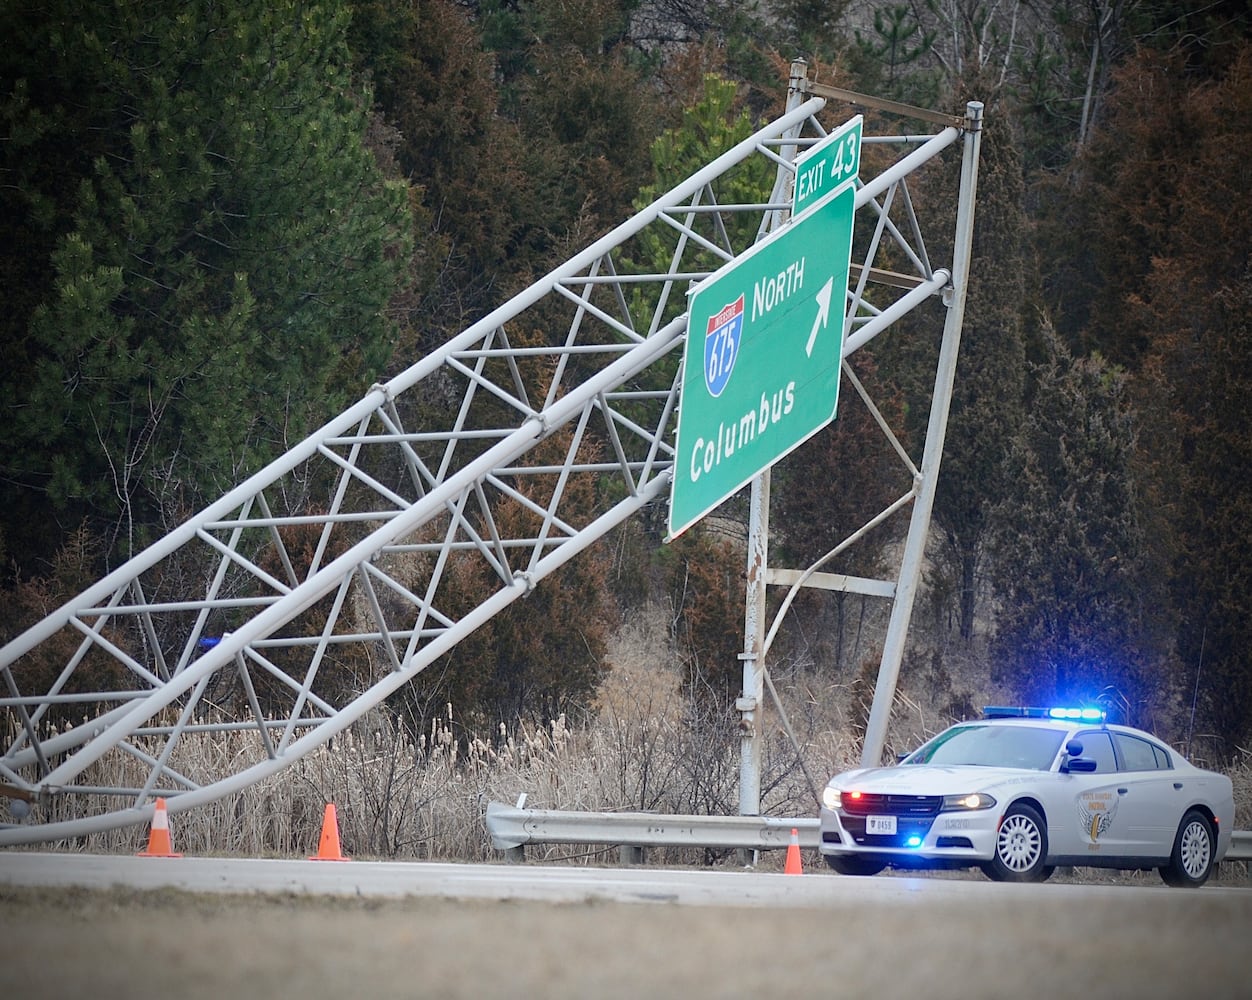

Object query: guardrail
[486,801,819,863]
[485,801,1252,865]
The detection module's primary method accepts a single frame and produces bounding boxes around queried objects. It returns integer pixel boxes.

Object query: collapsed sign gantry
[0,63,982,844]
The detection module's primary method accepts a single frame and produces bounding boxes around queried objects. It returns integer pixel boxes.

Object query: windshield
[903,724,1066,770]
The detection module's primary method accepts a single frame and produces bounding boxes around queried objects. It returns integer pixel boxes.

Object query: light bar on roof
[982,706,1107,722]
[1048,706,1106,721]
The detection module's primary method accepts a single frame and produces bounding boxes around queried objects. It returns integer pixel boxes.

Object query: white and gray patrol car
[819,707,1234,887]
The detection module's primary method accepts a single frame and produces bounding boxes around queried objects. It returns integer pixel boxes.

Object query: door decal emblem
[1078,790,1118,842]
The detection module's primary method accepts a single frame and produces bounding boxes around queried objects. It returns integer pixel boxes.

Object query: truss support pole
[738,60,809,827]
[860,101,984,767]
[738,468,769,823]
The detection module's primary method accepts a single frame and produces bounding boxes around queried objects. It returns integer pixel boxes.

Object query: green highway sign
[793,115,862,217]
[669,184,855,538]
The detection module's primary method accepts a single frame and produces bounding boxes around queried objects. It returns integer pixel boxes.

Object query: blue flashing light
[905,836,923,848]
[983,705,1106,722]
[1048,706,1105,722]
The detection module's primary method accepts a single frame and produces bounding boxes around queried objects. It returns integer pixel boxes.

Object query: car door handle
[1118,788,1128,795]
[1174,782,1183,790]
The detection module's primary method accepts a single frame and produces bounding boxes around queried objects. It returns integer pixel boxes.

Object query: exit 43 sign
[793,115,862,217]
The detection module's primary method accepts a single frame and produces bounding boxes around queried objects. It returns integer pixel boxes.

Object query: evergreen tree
[1128,43,1252,753]
[520,2,660,231]
[775,0,851,65]
[352,0,662,340]
[854,4,938,101]
[934,96,1029,640]
[1036,48,1191,365]
[1126,0,1252,77]
[1026,39,1252,750]
[988,323,1168,721]
[349,0,547,331]
[630,75,772,273]
[874,90,1030,642]
[1167,274,1252,755]
[0,0,412,569]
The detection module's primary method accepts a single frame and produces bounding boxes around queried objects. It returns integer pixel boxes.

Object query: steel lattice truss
[1,86,975,844]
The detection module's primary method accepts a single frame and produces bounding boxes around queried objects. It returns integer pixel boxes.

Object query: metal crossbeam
[2,75,976,845]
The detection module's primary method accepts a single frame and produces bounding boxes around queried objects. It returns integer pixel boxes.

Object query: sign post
[668,184,856,538]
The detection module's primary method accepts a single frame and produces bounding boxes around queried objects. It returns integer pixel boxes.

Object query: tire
[1159,809,1215,888]
[982,803,1052,883]
[825,855,886,876]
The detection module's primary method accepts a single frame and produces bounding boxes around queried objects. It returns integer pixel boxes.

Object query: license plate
[866,815,897,835]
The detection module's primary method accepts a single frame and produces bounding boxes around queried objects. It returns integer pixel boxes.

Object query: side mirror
[1061,739,1097,773]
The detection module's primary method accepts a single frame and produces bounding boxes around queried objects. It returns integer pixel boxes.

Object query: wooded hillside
[3,1,1251,759]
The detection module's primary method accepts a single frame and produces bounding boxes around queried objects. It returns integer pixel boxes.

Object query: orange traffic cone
[137,797,182,858]
[784,827,803,875]
[309,802,349,861]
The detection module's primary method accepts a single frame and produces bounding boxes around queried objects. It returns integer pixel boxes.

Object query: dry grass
[12,604,1252,863]
[14,605,842,861]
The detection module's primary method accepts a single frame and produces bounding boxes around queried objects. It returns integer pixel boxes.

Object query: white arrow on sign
[804,277,835,357]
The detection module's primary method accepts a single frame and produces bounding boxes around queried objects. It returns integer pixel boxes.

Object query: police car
[819,707,1234,887]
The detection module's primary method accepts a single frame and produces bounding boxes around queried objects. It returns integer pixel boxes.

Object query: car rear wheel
[1159,809,1215,888]
[825,855,886,876]
[982,803,1053,883]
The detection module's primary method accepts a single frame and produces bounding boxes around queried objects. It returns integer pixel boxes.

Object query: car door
[1108,732,1178,858]
[1059,729,1140,860]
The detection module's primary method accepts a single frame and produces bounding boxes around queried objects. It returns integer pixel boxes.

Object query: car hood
[829,764,1032,794]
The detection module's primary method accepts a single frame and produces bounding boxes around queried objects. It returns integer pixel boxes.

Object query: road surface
[2,853,1250,999]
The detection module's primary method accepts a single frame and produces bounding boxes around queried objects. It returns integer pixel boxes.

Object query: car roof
[956,716,1169,744]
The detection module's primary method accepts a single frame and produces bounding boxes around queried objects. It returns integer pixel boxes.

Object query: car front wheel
[982,803,1053,883]
[1159,809,1215,888]
[825,855,886,876]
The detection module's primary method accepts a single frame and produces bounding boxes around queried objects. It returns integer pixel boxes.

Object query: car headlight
[942,793,996,811]
[821,786,842,810]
